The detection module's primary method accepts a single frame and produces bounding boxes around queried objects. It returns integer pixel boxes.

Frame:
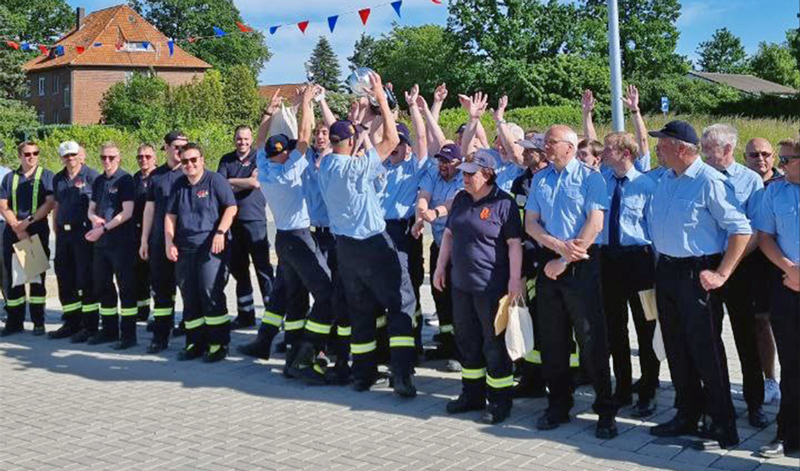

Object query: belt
[386,218,412,226]
[601,244,652,257]
[311,226,331,235]
[659,253,722,267]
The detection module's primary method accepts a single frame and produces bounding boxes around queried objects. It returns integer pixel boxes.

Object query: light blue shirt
[714,161,763,219]
[648,157,752,258]
[525,156,609,241]
[301,147,330,227]
[374,153,429,220]
[754,178,799,265]
[601,152,652,177]
[419,166,463,246]
[257,148,311,231]
[496,161,525,194]
[646,166,669,183]
[600,166,655,246]
[0,166,10,222]
[318,148,386,240]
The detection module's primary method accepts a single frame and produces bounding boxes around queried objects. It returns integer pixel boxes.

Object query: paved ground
[1,252,797,471]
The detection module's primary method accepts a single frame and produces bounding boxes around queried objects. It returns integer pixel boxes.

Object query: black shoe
[513,381,547,399]
[650,415,699,437]
[87,331,118,345]
[446,394,486,414]
[613,394,633,408]
[596,415,618,439]
[630,398,657,418]
[748,406,770,429]
[536,411,570,430]
[352,375,378,392]
[32,325,45,336]
[632,379,660,394]
[230,317,255,330]
[48,324,75,339]
[203,345,228,363]
[293,361,328,386]
[392,374,417,398]
[572,369,591,388]
[275,340,288,354]
[177,344,204,361]
[444,359,462,372]
[481,404,511,424]
[137,312,150,323]
[325,364,352,385]
[694,423,739,450]
[146,340,168,354]
[172,323,185,337]
[112,339,138,350]
[70,329,92,343]
[236,339,272,360]
[0,325,23,337]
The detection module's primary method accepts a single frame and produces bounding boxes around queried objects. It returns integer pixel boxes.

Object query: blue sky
[70,0,799,85]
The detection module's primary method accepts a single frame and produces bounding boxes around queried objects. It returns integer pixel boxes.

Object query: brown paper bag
[494,294,511,335]
[638,288,658,321]
[13,234,49,280]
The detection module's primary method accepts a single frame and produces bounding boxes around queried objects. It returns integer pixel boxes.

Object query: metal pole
[608,0,624,132]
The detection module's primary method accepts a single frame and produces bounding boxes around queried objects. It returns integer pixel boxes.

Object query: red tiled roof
[23,5,211,72]
[258,84,305,101]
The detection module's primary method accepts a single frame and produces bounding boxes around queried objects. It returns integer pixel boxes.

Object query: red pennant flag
[76,46,86,54]
[236,21,253,33]
[5,41,20,50]
[431,0,442,3]
[358,8,371,25]
[297,21,309,34]
[115,42,123,50]
[38,45,48,55]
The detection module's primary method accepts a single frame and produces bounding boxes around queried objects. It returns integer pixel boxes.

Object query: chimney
[77,7,85,30]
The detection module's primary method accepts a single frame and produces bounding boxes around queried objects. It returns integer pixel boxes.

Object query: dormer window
[123,41,153,52]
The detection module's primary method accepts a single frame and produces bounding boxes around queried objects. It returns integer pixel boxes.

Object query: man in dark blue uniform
[218,125,274,329]
[166,143,238,363]
[133,144,157,323]
[49,141,100,341]
[0,141,55,336]
[140,132,187,353]
[85,142,138,350]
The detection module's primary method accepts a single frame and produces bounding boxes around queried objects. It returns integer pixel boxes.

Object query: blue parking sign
[661,96,669,113]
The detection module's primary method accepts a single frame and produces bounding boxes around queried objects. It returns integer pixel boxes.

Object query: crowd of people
[0,71,797,458]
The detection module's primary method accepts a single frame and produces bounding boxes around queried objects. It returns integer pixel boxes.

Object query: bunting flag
[391,1,403,17]
[115,42,123,50]
[358,8,371,25]
[167,40,175,56]
[142,41,150,49]
[212,26,227,37]
[327,15,338,33]
[269,25,280,35]
[76,46,85,54]
[431,0,442,3]
[21,42,33,51]
[55,45,65,56]
[38,45,48,55]
[236,21,253,33]
[297,21,309,34]
[5,40,19,50]
[93,42,102,47]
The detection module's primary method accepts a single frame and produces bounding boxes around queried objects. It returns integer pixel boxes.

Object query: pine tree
[307,37,341,92]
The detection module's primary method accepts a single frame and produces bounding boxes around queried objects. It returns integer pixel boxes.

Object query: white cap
[58,141,80,157]
[517,133,545,151]
[506,123,525,142]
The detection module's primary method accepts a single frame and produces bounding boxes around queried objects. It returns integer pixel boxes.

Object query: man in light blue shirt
[598,132,660,418]
[524,124,618,439]
[647,120,751,449]
[754,138,800,458]
[317,71,417,398]
[700,124,768,428]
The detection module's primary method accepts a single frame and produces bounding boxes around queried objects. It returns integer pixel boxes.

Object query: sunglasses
[137,154,155,160]
[746,151,772,159]
[23,151,40,157]
[779,155,800,165]
[180,157,200,165]
[173,145,187,151]
[100,155,118,161]
[61,153,77,158]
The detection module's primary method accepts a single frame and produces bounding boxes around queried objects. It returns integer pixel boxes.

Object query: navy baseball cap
[396,123,411,145]
[435,143,461,162]
[164,131,187,145]
[649,120,699,145]
[329,120,357,143]
[265,134,296,158]
[457,148,497,173]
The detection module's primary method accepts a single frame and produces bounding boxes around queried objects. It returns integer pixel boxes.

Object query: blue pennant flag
[20,42,31,51]
[269,25,280,35]
[93,42,102,47]
[212,26,227,37]
[142,41,150,49]
[328,15,338,33]
[167,40,174,56]
[391,0,403,17]
[54,45,65,56]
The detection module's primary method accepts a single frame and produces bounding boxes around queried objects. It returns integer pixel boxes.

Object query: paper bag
[12,234,49,283]
[494,294,511,335]
[638,288,658,321]
[505,296,535,361]
[267,103,298,139]
[652,319,666,362]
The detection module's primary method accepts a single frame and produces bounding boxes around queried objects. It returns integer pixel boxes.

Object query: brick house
[22,5,211,125]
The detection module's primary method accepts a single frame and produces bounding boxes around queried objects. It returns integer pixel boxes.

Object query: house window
[38,112,45,124]
[53,110,59,123]
[123,42,153,52]
[64,85,70,108]
[52,75,60,94]
[38,77,45,96]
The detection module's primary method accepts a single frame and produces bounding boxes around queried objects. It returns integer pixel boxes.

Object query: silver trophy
[346,67,375,99]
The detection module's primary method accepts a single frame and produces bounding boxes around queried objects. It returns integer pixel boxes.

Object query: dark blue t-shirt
[90,169,135,249]
[53,165,99,232]
[217,150,266,222]
[133,169,154,232]
[167,170,237,251]
[0,166,54,237]
[446,185,522,293]
[146,163,183,247]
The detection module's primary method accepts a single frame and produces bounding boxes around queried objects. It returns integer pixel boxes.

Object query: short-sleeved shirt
[599,166,655,246]
[754,178,799,266]
[91,169,135,249]
[374,154,430,220]
[525,156,609,241]
[257,148,311,231]
[147,163,184,247]
[133,169,155,231]
[167,170,237,251]
[318,148,386,240]
[648,157,752,258]
[419,166,463,246]
[217,150,267,222]
[301,147,330,228]
[494,155,525,194]
[446,185,522,293]
[0,166,55,237]
[714,161,763,219]
[53,165,99,232]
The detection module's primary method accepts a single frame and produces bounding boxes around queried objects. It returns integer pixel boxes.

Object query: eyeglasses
[180,157,200,165]
[779,155,800,165]
[545,139,570,147]
[22,151,39,157]
[137,154,155,160]
[746,151,772,159]
[173,145,186,151]
[61,153,77,158]
[100,155,118,162]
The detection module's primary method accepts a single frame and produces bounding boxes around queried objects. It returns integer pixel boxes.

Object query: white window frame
[52,75,60,94]
[38,77,45,96]
[25,81,31,98]
[64,85,70,108]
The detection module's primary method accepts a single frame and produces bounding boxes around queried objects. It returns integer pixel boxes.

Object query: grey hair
[702,123,738,150]
[671,137,699,156]
[563,128,578,148]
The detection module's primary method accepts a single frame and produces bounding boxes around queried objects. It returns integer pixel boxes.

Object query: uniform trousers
[229,219,274,322]
[769,275,799,446]
[176,243,231,348]
[55,227,98,332]
[94,241,138,341]
[149,239,176,343]
[385,219,424,351]
[313,227,350,360]
[429,241,453,337]
[134,226,151,319]
[3,227,48,329]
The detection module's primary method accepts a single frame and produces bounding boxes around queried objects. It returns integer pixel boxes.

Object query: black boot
[113,316,137,350]
[49,321,78,339]
[392,372,417,398]
[446,394,486,414]
[1,312,24,336]
[236,327,277,360]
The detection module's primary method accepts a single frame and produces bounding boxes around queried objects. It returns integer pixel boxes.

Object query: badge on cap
[480,207,490,220]
[274,142,283,152]
[197,190,209,198]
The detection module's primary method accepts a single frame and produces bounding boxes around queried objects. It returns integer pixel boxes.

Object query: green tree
[0,97,38,137]
[307,37,341,92]
[696,28,749,73]
[100,71,170,128]
[129,0,271,75]
[749,40,800,89]
[168,70,226,129]
[348,33,379,71]
[223,64,263,126]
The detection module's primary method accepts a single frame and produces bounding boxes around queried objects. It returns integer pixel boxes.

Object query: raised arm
[316,86,337,128]
[493,95,524,166]
[371,72,400,160]
[405,84,428,159]
[622,84,650,158]
[581,89,597,141]
[419,95,447,156]
[459,92,489,155]
[256,88,283,151]
[296,84,315,156]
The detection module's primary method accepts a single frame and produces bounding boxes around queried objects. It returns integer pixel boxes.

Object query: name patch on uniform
[242,159,251,166]
[196,189,209,198]
[479,207,490,220]
[108,186,118,194]
[74,180,85,188]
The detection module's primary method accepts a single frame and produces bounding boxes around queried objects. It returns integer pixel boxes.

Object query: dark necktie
[608,176,626,247]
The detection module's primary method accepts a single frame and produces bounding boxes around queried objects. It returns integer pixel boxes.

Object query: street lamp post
[608,0,625,132]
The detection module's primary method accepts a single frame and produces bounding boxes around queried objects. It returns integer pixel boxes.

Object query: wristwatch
[215,229,225,235]
[26,215,34,222]
[433,208,441,218]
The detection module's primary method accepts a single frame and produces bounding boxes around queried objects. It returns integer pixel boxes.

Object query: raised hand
[416,95,429,111]
[266,88,282,116]
[368,71,386,102]
[494,95,508,123]
[622,84,640,112]
[404,84,420,108]
[459,92,488,119]
[581,89,595,116]
[434,83,448,103]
